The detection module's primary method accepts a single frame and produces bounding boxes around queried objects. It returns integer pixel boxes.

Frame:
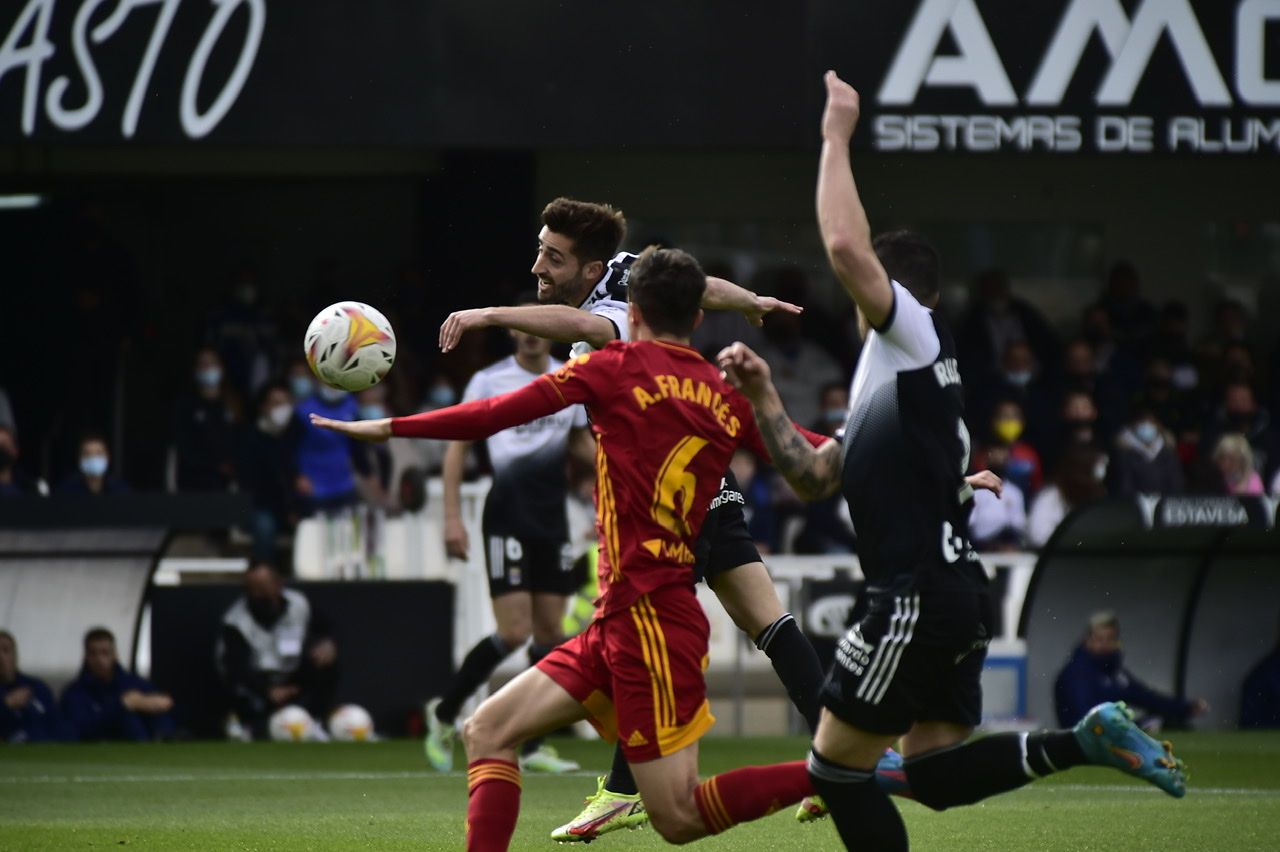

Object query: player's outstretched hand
[309,413,393,442]
[822,70,861,143]
[439,308,492,353]
[966,469,1003,498]
[717,341,773,404]
[744,294,804,327]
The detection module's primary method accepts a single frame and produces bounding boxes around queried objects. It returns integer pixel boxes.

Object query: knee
[646,802,705,845]
[461,704,508,757]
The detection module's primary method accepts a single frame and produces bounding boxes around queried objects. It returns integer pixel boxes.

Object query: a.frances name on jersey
[632,375,742,437]
[933,357,961,388]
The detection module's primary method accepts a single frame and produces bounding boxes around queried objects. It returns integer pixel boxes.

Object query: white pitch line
[0,774,1274,797]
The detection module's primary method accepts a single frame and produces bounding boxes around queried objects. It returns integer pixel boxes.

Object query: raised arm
[439,304,616,353]
[702,277,804,327]
[817,71,893,328]
[718,342,843,500]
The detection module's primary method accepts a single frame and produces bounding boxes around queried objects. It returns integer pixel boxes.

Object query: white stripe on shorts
[856,597,905,702]
[868,595,920,705]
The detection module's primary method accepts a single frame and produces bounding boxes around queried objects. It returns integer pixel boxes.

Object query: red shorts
[537,583,714,763]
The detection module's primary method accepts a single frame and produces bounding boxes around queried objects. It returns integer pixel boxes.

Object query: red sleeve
[735,402,831,462]
[390,379,567,440]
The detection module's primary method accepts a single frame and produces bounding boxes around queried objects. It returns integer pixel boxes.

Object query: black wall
[150,581,454,739]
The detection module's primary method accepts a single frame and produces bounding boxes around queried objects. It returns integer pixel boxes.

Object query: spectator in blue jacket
[1240,617,1280,729]
[1,630,63,743]
[1054,611,1208,728]
[60,627,175,741]
[294,385,386,514]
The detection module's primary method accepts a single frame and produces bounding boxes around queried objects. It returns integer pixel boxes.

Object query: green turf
[1,732,1277,850]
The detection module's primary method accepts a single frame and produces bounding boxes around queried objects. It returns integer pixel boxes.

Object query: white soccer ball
[304,301,397,392]
[327,704,375,742]
[268,705,317,742]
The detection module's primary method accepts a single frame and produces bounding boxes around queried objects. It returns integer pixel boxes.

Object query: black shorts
[820,583,993,736]
[693,469,763,584]
[482,533,576,597]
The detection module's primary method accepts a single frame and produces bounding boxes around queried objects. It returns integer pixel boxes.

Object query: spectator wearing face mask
[956,267,1060,390]
[1060,338,1127,444]
[971,399,1042,498]
[975,340,1056,454]
[1109,404,1185,497]
[1042,390,1104,476]
[238,382,303,561]
[173,347,241,492]
[294,382,376,514]
[1055,611,1207,729]
[1211,434,1265,497]
[0,426,41,497]
[1027,443,1108,548]
[285,359,317,405]
[57,432,129,495]
[215,562,337,740]
[392,376,463,478]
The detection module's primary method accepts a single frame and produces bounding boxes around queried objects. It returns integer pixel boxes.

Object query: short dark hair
[0,629,13,646]
[627,247,706,337]
[541,198,626,265]
[79,430,109,452]
[84,626,115,647]
[873,230,940,304]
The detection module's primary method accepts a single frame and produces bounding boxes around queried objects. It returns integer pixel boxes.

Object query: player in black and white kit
[720,71,1187,851]
[423,321,588,775]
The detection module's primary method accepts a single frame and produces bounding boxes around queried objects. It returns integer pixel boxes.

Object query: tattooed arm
[719,342,843,501]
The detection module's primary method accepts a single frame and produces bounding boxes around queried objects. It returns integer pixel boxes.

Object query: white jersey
[463,355,588,538]
[840,281,979,606]
[570,251,637,358]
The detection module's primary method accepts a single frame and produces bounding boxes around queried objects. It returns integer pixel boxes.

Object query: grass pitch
[1,732,1278,850]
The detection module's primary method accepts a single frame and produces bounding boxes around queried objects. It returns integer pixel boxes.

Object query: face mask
[823,407,847,425]
[80,456,108,478]
[1171,365,1198,391]
[1003,370,1032,388]
[268,404,293,429]
[360,404,387,421]
[289,376,314,399]
[1133,422,1159,445]
[1092,459,1108,481]
[196,367,222,388]
[994,418,1024,444]
[319,385,347,403]
[428,385,456,408]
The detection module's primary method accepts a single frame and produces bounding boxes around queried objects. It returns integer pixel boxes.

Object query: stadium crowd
[1,258,1278,561]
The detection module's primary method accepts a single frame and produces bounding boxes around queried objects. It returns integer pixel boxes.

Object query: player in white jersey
[423,319,588,775]
[720,71,1187,851]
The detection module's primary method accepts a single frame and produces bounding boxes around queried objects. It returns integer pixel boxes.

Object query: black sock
[435,634,513,725]
[808,749,907,851]
[904,731,1087,811]
[605,742,638,795]
[755,613,824,734]
[520,643,557,757]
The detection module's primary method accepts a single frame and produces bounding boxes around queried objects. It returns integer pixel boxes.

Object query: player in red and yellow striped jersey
[312,247,815,850]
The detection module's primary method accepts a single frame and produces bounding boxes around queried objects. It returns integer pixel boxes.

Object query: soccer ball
[268,705,318,742]
[304,302,397,392]
[327,704,375,742]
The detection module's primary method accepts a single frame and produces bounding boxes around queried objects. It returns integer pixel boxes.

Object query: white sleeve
[588,299,630,344]
[873,280,940,369]
[572,404,589,429]
[461,371,486,404]
[1026,487,1063,548]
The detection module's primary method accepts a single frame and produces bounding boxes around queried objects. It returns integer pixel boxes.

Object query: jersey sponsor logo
[932,357,961,388]
[707,488,745,511]
[631,375,741,437]
[834,624,874,676]
[640,538,697,565]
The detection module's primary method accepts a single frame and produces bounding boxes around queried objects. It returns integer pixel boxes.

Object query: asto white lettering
[0,0,265,139]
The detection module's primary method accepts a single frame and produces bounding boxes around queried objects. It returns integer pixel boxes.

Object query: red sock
[694,760,813,834]
[466,759,521,851]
